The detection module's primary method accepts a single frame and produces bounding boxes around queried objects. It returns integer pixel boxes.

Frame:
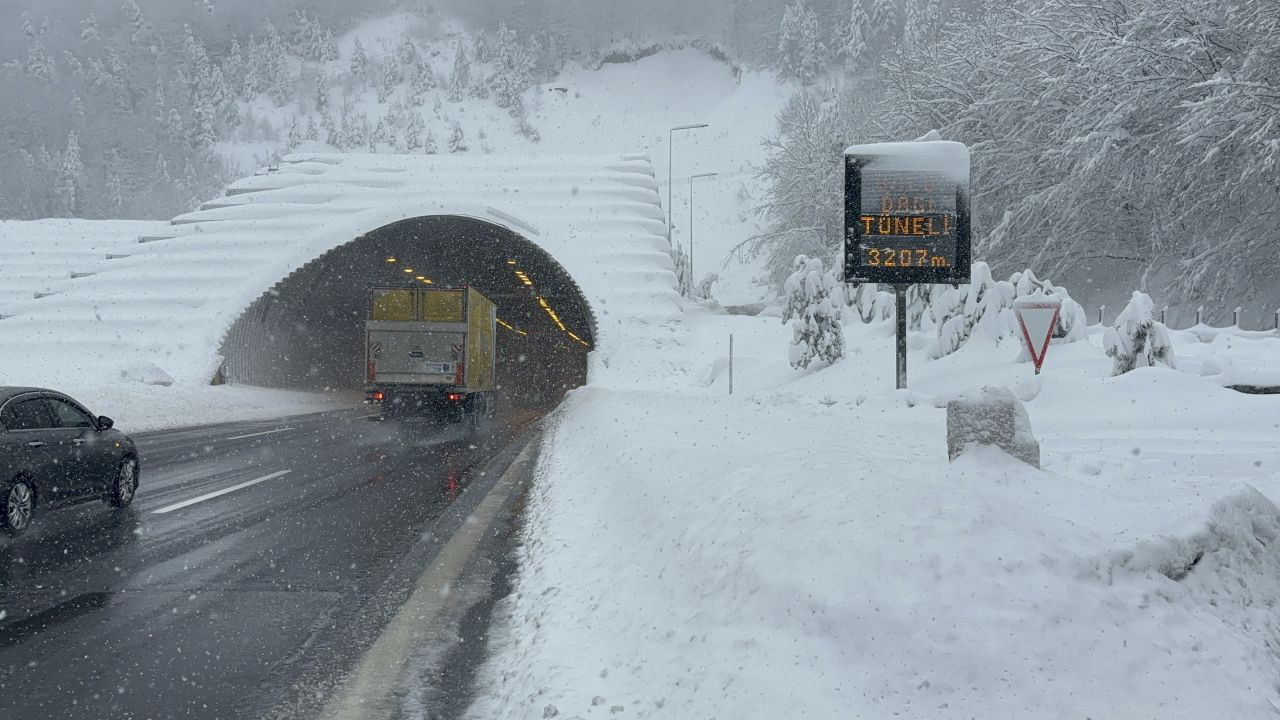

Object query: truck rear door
[368,326,465,385]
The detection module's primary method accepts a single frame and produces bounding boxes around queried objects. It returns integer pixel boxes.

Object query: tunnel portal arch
[219,215,597,409]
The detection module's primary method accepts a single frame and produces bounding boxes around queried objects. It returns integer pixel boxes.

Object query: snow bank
[470,306,1280,719]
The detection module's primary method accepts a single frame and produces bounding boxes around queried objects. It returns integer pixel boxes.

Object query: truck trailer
[364,285,497,423]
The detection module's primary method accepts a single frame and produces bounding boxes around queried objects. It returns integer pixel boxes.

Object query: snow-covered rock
[945,385,1041,468]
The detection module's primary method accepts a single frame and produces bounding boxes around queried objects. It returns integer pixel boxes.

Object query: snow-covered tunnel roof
[0,153,680,387]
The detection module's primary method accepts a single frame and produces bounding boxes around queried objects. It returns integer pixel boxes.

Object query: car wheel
[2,480,35,536]
[108,457,139,508]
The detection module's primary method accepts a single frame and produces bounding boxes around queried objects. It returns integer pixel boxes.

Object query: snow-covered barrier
[0,153,678,388]
[946,385,1041,468]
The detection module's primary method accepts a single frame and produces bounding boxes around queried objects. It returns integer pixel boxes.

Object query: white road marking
[152,470,292,514]
[319,439,538,720]
[225,427,295,441]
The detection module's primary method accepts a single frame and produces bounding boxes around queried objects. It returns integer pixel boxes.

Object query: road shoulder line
[318,435,539,720]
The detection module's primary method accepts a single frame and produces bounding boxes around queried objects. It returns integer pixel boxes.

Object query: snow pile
[469,305,1280,719]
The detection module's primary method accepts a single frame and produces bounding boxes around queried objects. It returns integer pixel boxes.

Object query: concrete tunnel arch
[217,215,597,411]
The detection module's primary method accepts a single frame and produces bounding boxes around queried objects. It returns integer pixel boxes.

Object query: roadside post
[843,140,972,389]
[1013,296,1062,375]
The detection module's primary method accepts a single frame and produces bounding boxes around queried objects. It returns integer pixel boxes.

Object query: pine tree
[350,37,367,80]
[314,75,329,113]
[80,13,99,42]
[447,121,467,153]
[56,131,84,216]
[378,61,398,103]
[209,65,238,130]
[448,43,470,102]
[409,61,434,107]
[776,1,826,86]
[224,38,246,94]
[405,112,423,151]
[25,34,55,83]
[261,21,292,105]
[306,115,319,141]
[423,129,438,154]
[107,171,124,213]
[287,116,302,149]
[784,255,845,369]
[1104,292,1176,375]
[490,23,539,113]
[242,34,264,95]
[121,0,149,43]
[839,0,869,71]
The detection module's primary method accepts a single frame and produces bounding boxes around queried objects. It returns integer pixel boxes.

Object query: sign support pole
[894,284,908,389]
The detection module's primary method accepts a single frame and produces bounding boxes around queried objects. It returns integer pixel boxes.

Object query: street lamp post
[668,123,708,236]
[688,172,718,287]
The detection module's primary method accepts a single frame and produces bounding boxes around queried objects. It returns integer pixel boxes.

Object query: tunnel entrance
[219,216,595,414]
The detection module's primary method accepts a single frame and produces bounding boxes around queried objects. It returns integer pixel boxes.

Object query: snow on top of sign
[844,138,970,182]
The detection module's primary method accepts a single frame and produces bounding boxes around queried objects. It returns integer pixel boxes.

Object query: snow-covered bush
[1104,291,1176,375]
[928,262,1016,359]
[1009,269,1087,342]
[783,255,845,369]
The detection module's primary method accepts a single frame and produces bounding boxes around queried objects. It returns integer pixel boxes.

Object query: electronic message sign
[843,141,971,285]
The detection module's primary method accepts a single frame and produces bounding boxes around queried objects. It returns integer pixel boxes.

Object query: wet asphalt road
[0,407,528,720]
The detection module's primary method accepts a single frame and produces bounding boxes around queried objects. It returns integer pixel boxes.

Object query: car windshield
[1,1,1277,719]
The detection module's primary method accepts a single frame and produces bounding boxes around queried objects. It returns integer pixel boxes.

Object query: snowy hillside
[228,14,792,304]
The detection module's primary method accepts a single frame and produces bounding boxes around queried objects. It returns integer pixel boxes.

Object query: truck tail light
[370,391,385,401]
[447,393,463,402]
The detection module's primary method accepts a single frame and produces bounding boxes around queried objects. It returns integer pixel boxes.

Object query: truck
[364,285,497,423]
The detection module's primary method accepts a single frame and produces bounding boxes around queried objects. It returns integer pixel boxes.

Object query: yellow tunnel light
[497,318,528,336]
[386,257,397,263]
[403,268,414,273]
[506,259,518,265]
[415,275,425,280]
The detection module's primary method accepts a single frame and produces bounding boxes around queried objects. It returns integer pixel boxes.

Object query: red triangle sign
[1014,298,1062,373]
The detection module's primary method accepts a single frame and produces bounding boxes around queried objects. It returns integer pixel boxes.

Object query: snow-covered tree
[838,0,869,71]
[776,1,827,86]
[928,262,1016,358]
[447,121,468,153]
[55,132,84,216]
[1104,291,1176,375]
[349,37,368,80]
[784,255,845,369]
[489,23,539,113]
[447,43,470,102]
[423,129,438,154]
[408,62,434,107]
[80,13,99,42]
[404,112,424,151]
[306,115,319,141]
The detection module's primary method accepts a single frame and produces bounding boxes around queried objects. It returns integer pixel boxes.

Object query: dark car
[0,387,139,536]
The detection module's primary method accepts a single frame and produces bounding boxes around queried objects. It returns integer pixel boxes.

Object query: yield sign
[1014,297,1062,374]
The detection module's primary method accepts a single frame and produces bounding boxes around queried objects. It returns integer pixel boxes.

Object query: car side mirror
[98,416,115,430]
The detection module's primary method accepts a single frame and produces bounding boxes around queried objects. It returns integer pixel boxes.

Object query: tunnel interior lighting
[506,259,518,265]
[497,318,528,336]
[385,257,397,263]
[536,295,591,348]
[403,268,414,273]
